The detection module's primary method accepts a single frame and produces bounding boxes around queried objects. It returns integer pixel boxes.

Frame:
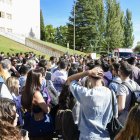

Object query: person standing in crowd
[102,61,112,86]
[127,56,140,86]
[0,59,11,81]
[115,105,140,140]
[10,57,20,77]
[117,61,140,126]
[51,60,68,93]
[21,68,54,139]
[6,76,23,126]
[109,63,122,94]
[67,66,117,140]
[0,98,29,140]
[0,60,13,100]
[18,64,31,93]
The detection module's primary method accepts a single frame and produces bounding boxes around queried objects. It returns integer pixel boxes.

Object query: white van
[113,48,133,59]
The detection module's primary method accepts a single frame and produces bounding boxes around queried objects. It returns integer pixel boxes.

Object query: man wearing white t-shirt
[51,60,68,93]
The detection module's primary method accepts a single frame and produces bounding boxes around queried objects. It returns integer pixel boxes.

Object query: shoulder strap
[121,82,136,109]
[111,91,115,115]
[111,81,121,85]
[121,82,134,93]
[104,76,112,83]
[0,82,3,96]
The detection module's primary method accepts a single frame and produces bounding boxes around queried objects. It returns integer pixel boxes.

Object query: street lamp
[73,0,76,53]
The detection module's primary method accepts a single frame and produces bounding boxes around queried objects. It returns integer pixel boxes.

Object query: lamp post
[73,0,76,54]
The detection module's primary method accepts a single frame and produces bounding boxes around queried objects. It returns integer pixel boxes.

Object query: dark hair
[127,57,136,65]
[94,59,102,66]
[22,58,27,64]
[101,61,110,72]
[18,64,31,75]
[110,58,115,63]
[59,84,75,110]
[38,59,48,70]
[119,61,132,77]
[50,56,55,61]
[41,55,45,60]
[112,63,120,74]
[68,67,78,77]
[21,68,44,110]
[11,57,17,62]
[86,61,95,70]
[78,65,83,73]
[59,60,68,69]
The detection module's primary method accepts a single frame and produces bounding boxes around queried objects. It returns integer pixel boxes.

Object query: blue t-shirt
[70,81,118,140]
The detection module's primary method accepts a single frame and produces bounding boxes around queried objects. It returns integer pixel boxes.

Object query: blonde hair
[0,120,21,140]
[115,105,140,140]
[6,76,19,96]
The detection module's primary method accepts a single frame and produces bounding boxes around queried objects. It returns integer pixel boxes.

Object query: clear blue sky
[40,0,140,47]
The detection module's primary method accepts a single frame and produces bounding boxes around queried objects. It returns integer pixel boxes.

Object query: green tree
[123,9,134,48]
[45,25,55,42]
[40,10,46,41]
[54,26,68,46]
[105,0,124,52]
[68,0,105,52]
[134,42,140,53]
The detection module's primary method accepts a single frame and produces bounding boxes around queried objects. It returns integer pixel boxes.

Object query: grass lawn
[31,38,86,55]
[0,35,49,59]
[0,35,86,60]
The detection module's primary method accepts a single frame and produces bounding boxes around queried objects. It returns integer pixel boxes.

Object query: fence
[25,38,64,57]
[0,31,64,57]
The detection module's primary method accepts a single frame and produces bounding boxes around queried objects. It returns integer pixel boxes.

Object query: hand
[88,67,104,78]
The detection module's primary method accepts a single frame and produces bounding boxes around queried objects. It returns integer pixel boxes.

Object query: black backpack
[122,82,140,108]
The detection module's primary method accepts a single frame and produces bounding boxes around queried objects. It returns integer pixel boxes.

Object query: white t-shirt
[0,84,13,100]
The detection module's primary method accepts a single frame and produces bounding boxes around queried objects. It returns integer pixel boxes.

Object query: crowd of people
[0,51,140,140]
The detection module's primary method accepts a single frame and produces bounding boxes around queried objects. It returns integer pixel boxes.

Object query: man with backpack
[117,61,140,126]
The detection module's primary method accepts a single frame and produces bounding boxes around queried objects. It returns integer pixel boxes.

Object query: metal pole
[73,1,76,54]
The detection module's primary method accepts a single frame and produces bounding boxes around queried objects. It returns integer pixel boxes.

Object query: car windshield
[119,52,132,58]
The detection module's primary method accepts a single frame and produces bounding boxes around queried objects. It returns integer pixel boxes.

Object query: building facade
[0,0,40,39]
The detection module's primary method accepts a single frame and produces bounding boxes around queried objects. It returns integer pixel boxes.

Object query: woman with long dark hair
[21,68,54,139]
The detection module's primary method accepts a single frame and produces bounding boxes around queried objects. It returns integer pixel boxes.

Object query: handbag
[107,91,123,139]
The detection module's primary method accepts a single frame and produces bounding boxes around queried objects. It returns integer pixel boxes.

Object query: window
[7,28,12,33]
[0,11,5,18]
[0,27,5,32]
[7,13,12,19]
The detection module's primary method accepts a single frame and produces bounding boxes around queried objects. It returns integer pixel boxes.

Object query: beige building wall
[0,0,40,39]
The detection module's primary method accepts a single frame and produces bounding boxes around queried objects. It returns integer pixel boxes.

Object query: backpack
[122,82,140,108]
[55,109,79,140]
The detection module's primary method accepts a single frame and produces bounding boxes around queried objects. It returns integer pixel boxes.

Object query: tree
[123,9,134,48]
[40,10,46,41]
[45,25,55,42]
[105,0,124,52]
[134,42,140,53]
[67,0,105,52]
[54,26,68,46]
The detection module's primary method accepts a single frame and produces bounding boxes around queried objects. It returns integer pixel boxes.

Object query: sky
[40,0,140,47]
